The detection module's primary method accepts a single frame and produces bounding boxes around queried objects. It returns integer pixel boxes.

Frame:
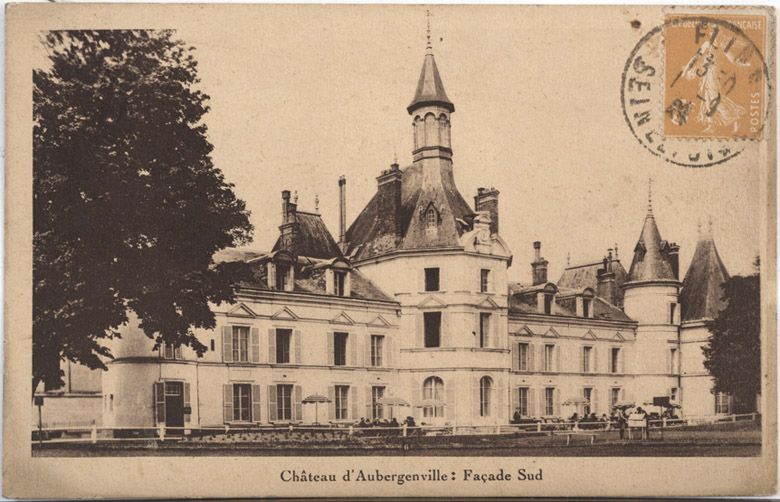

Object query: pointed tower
[679,220,730,321]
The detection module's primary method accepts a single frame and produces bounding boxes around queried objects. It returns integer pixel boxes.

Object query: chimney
[376,162,403,244]
[338,176,347,253]
[531,241,549,285]
[597,252,617,304]
[474,187,500,235]
[279,190,298,254]
[668,242,680,280]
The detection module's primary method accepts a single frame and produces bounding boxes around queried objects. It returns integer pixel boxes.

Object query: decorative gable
[228,303,257,318]
[582,329,598,340]
[330,311,355,325]
[543,327,561,338]
[477,296,500,309]
[613,331,626,342]
[271,306,299,321]
[417,295,447,309]
[515,324,535,337]
[367,315,392,328]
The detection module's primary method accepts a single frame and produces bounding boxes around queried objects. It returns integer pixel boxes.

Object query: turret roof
[626,211,676,283]
[407,53,454,114]
[680,232,730,321]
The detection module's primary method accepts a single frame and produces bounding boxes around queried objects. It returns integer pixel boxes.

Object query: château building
[88,42,737,430]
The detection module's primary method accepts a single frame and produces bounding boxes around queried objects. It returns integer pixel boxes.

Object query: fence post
[537,422,541,433]
[348,426,353,437]
[662,417,667,428]
[158,423,165,442]
[402,423,407,437]
[732,414,737,423]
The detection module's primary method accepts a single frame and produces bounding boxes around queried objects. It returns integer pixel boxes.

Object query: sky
[36,5,764,283]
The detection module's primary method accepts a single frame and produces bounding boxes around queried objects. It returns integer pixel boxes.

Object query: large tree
[34,30,253,392]
[703,264,761,413]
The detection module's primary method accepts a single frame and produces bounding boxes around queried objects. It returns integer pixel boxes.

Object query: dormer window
[275,264,290,291]
[583,298,591,318]
[334,270,347,297]
[425,207,437,229]
[544,294,553,314]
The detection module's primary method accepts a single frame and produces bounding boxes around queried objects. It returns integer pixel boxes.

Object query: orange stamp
[664,14,768,140]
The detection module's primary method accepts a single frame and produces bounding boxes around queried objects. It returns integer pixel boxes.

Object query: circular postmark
[621,15,771,168]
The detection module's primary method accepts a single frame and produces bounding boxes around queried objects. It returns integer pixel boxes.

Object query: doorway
[164,381,184,433]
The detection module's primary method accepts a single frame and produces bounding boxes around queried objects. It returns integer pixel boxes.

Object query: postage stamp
[621,9,771,167]
[664,14,768,140]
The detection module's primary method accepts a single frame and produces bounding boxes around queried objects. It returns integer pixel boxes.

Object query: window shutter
[417,380,424,407]
[528,388,536,417]
[328,386,336,420]
[580,346,585,373]
[555,388,561,416]
[365,387,373,419]
[529,344,535,372]
[222,326,233,363]
[474,313,481,347]
[416,315,424,348]
[385,336,393,367]
[446,380,456,419]
[175,345,182,360]
[294,330,302,364]
[473,377,481,417]
[268,329,277,364]
[593,347,599,374]
[294,385,303,421]
[267,385,277,422]
[350,386,358,420]
[223,384,233,423]
[496,381,504,419]
[154,382,165,424]
[348,333,356,366]
[621,388,626,401]
[512,386,519,414]
[365,334,373,367]
[327,332,334,365]
[250,328,260,363]
[511,343,519,371]
[666,349,672,374]
[183,383,192,423]
[620,348,625,374]
[592,389,599,415]
[251,385,261,422]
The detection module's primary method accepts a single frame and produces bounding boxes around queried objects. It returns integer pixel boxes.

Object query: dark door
[164,381,184,433]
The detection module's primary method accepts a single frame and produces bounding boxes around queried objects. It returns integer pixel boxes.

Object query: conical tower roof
[679,227,730,321]
[626,208,676,283]
[407,52,455,114]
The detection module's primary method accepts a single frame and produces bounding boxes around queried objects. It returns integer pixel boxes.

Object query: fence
[32,412,760,447]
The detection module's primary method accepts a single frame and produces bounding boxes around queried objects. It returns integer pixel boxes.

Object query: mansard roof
[407,52,455,114]
[557,258,628,305]
[507,283,632,322]
[272,211,342,260]
[627,211,676,283]
[345,162,475,261]
[680,233,730,321]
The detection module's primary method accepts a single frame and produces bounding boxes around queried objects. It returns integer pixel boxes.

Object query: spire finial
[647,176,654,216]
[614,243,619,260]
[293,190,298,204]
[708,215,714,236]
[393,150,398,165]
[566,252,571,267]
[425,9,432,53]
[697,219,702,235]
[314,193,319,213]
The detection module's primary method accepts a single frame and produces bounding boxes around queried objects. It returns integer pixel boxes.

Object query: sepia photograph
[4,3,777,498]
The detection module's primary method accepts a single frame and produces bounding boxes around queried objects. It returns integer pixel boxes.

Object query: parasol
[302,394,331,424]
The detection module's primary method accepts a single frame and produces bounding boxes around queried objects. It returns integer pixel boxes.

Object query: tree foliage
[703,269,761,412]
[34,30,253,391]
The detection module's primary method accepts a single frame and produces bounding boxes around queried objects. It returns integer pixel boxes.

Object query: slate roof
[214,249,395,303]
[272,211,342,260]
[507,283,633,322]
[407,52,455,113]
[679,234,730,321]
[345,162,475,261]
[557,259,628,305]
[627,211,676,283]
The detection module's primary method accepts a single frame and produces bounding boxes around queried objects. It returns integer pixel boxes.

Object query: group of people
[354,416,416,428]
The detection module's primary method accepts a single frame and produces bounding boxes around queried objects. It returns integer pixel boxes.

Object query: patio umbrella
[302,394,331,424]
[377,396,411,419]
[562,397,589,406]
[612,400,636,409]
[415,399,447,408]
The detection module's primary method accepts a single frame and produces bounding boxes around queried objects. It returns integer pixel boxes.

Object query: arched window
[424,113,436,146]
[425,208,437,229]
[422,376,444,418]
[480,376,493,417]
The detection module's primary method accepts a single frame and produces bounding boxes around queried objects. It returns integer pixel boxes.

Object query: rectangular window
[544,387,554,416]
[480,269,490,293]
[276,329,291,364]
[715,392,731,415]
[233,383,252,422]
[610,347,620,373]
[423,312,441,348]
[370,335,384,367]
[518,343,529,371]
[334,270,346,296]
[162,342,181,360]
[424,268,440,292]
[670,348,678,374]
[334,332,348,366]
[670,387,678,402]
[670,303,677,324]
[611,388,621,410]
[583,387,593,416]
[275,264,289,291]
[582,346,592,373]
[232,326,249,362]
[335,385,349,420]
[371,386,385,419]
[583,298,591,318]
[544,294,553,314]
[518,387,529,417]
[479,313,491,348]
[276,384,293,421]
[544,344,554,372]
